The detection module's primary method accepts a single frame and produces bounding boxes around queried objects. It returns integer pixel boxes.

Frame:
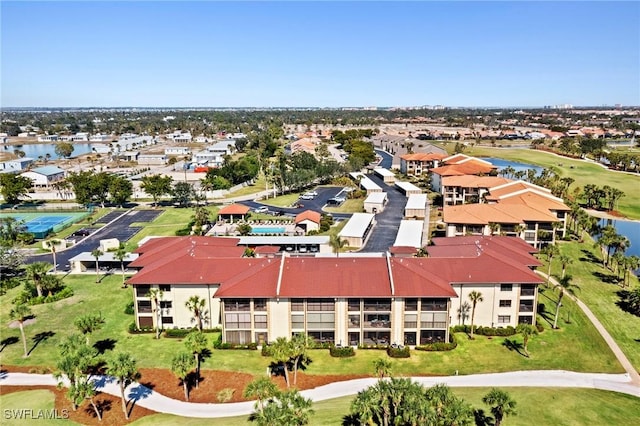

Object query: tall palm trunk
[194,353,200,389]
[89,397,102,421]
[470,304,476,339]
[19,321,28,357]
[183,380,189,401]
[553,292,564,329]
[120,383,129,419]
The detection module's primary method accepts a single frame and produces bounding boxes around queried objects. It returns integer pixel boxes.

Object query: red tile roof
[390,258,458,297]
[295,210,321,224]
[130,236,242,268]
[218,204,251,215]
[128,258,256,285]
[213,258,281,297]
[430,160,496,177]
[400,153,447,161]
[389,246,419,255]
[429,236,541,267]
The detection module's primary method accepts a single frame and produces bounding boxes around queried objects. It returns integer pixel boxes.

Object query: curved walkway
[537,271,640,386]
[1,370,638,418]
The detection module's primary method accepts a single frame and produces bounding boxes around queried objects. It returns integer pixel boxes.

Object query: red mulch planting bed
[2,365,370,424]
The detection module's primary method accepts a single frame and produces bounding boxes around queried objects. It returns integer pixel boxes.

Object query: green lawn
[0,390,81,425]
[543,236,640,371]
[128,388,640,425]
[0,273,621,375]
[324,198,364,214]
[262,193,300,207]
[464,147,640,219]
[221,176,267,199]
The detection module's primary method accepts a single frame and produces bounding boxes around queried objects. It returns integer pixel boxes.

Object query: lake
[3,143,99,159]
[598,218,640,258]
[481,157,543,174]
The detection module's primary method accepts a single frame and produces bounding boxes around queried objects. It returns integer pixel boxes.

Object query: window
[159,285,171,292]
[225,313,251,329]
[136,285,150,297]
[161,316,173,324]
[404,314,417,328]
[501,284,513,292]
[520,284,535,296]
[420,312,447,328]
[348,332,361,346]
[519,300,534,312]
[255,332,268,345]
[137,300,152,313]
[348,299,360,311]
[226,299,250,311]
[518,316,533,325]
[254,299,267,311]
[405,298,418,311]
[404,332,417,346]
[420,330,445,345]
[226,330,251,344]
[306,313,335,329]
[291,315,304,329]
[348,315,360,328]
[498,315,511,324]
[421,298,447,311]
[138,316,153,328]
[160,301,172,309]
[499,300,512,308]
[291,299,304,311]
[307,299,334,311]
[308,331,334,344]
[363,299,391,311]
[254,315,267,329]
[364,313,390,328]
[364,331,390,345]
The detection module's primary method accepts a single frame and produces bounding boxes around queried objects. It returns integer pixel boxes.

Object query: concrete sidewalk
[1,370,637,418]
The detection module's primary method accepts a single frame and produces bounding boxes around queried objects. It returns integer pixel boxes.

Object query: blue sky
[2,1,639,107]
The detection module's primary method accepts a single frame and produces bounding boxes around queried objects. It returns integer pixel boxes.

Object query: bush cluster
[124,301,135,315]
[357,344,389,350]
[451,325,516,336]
[330,346,355,358]
[164,328,192,338]
[127,322,154,334]
[28,287,74,305]
[387,346,410,358]
[415,334,458,352]
[218,342,258,350]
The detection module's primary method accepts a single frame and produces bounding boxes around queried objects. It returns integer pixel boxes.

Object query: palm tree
[10,303,32,358]
[171,351,195,401]
[488,222,501,236]
[146,288,164,339]
[482,388,517,426]
[185,295,207,330]
[290,333,313,386]
[552,275,580,329]
[516,323,538,357]
[74,313,105,345]
[468,291,483,339]
[623,255,640,287]
[113,245,129,287]
[106,352,140,419]
[255,389,314,426]
[184,330,208,389]
[243,377,279,413]
[91,248,103,283]
[270,337,293,388]
[457,301,471,326]
[539,244,559,287]
[373,357,392,379]
[73,378,102,421]
[558,253,573,278]
[329,234,347,258]
[25,261,51,298]
[43,239,62,273]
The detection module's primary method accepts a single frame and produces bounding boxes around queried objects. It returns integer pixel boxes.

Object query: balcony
[519,304,534,312]
[363,319,391,329]
[420,321,447,329]
[520,288,535,297]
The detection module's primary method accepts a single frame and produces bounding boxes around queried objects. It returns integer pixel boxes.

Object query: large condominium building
[127,235,542,347]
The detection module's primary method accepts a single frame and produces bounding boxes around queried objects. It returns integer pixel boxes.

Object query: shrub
[330,346,355,358]
[212,334,223,349]
[175,228,191,236]
[28,287,74,305]
[217,388,235,403]
[164,328,193,338]
[127,321,154,334]
[451,325,516,337]
[387,346,410,358]
[415,333,458,352]
[124,301,135,315]
[261,344,272,357]
[357,344,388,350]
[0,277,21,296]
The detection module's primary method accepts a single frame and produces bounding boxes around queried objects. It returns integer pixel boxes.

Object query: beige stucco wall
[268,298,291,340]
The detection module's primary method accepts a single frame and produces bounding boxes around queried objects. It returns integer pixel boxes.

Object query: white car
[254,206,269,213]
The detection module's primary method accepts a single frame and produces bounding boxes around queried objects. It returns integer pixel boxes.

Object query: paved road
[361,174,407,252]
[1,370,637,419]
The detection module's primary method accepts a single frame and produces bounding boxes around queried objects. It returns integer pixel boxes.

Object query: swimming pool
[251,226,286,234]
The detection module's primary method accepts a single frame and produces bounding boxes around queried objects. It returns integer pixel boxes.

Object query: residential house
[0,157,34,173]
[295,210,322,233]
[430,155,497,192]
[399,153,446,176]
[441,175,511,205]
[20,165,65,187]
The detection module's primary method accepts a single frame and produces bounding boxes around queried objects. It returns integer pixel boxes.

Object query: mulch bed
[2,365,370,424]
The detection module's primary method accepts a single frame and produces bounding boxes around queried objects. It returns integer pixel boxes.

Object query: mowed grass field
[0,272,622,375]
[464,147,640,219]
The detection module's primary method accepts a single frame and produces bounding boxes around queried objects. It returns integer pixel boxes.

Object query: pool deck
[208,220,304,236]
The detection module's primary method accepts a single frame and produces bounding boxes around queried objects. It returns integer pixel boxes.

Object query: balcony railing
[520,288,535,296]
[519,304,534,312]
[420,321,447,329]
[363,320,391,328]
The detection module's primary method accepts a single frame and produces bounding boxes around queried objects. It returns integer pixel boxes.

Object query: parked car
[254,206,269,213]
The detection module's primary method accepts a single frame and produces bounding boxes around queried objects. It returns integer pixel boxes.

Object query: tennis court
[0,211,89,239]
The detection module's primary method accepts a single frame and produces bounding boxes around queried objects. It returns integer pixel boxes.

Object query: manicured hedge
[218,342,258,350]
[415,333,458,352]
[357,344,389,350]
[330,346,355,358]
[28,287,74,305]
[165,328,192,338]
[387,346,410,358]
[127,322,154,334]
[451,325,516,336]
